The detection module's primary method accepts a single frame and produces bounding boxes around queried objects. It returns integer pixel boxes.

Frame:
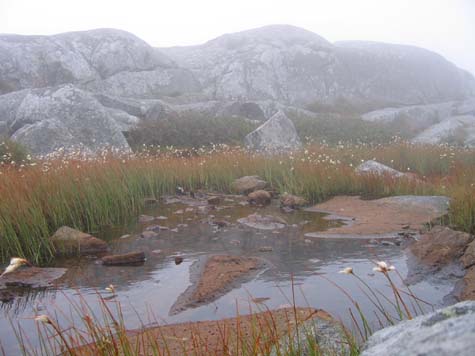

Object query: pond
[0,195,457,355]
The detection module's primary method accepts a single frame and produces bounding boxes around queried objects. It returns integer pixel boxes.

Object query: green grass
[0,143,475,264]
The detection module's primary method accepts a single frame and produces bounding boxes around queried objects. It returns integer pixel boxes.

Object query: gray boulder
[162,25,475,107]
[245,110,301,150]
[362,301,475,356]
[412,115,475,146]
[83,67,201,99]
[8,85,136,155]
[355,160,405,177]
[0,28,174,95]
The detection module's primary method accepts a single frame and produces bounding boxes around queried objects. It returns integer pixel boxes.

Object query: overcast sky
[1,0,474,74]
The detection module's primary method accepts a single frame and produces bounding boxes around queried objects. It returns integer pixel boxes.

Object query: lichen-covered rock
[412,115,475,147]
[0,28,172,95]
[163,25,475,107]
[361,301,475,356]
[231,176,267,194]
[50,226,108,256]
[245,110,301,151]
[6,85,135,155]
[355,160,405,177]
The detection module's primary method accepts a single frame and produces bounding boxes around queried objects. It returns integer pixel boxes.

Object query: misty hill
[0,25,474,154]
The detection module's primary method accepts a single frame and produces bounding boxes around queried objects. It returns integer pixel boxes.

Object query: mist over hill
[1,25,474,154]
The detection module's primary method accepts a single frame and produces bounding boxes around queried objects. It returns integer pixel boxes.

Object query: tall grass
[1,143,475,264]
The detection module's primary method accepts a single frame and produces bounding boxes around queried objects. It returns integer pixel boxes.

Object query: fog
[1,0,474,74]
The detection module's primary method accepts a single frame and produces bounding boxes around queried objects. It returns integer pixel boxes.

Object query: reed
[1,143,474,264]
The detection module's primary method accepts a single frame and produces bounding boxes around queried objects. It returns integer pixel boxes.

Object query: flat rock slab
[75,307,330,356]
[0,267,67,289]
[305,195,450,238]
[170,255,265,315]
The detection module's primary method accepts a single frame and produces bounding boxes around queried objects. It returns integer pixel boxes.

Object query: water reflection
[0,200,455,355]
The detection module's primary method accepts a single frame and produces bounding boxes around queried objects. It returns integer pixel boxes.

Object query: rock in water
[50,226,108,256]
[245,110,301,151]
[361,301,475,356]
[247,190,272,206]
[101,252,146,266]
[408,226,474,269]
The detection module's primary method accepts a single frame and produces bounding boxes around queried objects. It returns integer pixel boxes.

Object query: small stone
[170,228,179,233]
[207,196,222,205]
[119,234,131,239]
[174,209,184,215]
[247,190,272,206]
[145,225,161,232]
[381,241,396,246]
[230,239,241,246]
[102,251,146,266]
[174,256,184,265]
[139,215,155,223]
[152,249,162,254]
[259,246,273,252]
[156,216,168,220]
[212,220,229,228]
[141,231,159,239]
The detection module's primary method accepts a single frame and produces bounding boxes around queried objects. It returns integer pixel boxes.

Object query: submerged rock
[170,255,263,315]
[247,190,272,206]
[101,251,146,266]
[245,110,301,151]
[361,301,475,356]
[50,226,108,256]
[238,213,287,230]
[207,196,222,205]
[231,175,268,194]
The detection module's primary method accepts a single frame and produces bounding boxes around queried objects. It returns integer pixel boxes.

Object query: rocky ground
[304,195,449,238]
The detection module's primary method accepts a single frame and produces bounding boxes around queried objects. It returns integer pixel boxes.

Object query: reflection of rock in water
[0,288,51,315]
[170,255,266,315]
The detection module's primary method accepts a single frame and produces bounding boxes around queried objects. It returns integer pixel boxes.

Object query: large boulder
[0,29,176,95]
[245,110,301,151]
[50,226,108,256]
[83,67,201,99]
[361,301,475,356]
[412,115,475,147]
[162,25,475,107]
[5,85,135,155]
